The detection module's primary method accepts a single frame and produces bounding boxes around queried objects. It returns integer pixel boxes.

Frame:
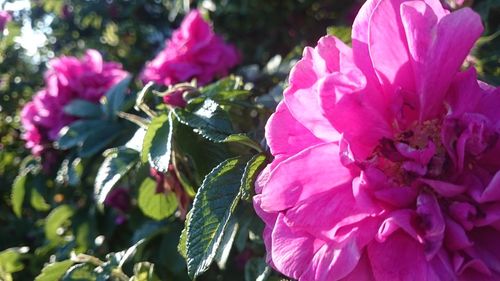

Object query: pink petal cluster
[162,89,187,108]
[254,0,500,280]
[0,10,11,31]
[141,10,240,86]
[21,50,128,155]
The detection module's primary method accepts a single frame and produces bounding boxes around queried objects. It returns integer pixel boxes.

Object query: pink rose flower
[162,89,187,108]
[254,0,500,280]
[21,50,128,155]
[141,10,240,86]
[0,10,11,31]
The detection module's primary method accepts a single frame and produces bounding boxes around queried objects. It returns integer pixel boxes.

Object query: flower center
[371,119,448,185]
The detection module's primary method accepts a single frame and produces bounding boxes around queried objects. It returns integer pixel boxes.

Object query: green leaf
[200,77,249,102]
[63,99,103,118]
[177,211,191,259]
[138,178,178,221]
[30,185,50,212]
[94,147,139,205]
[0,248,25,273]
[130,262,160,281]
[141,113,173,172]
[57,120,107,150]
[175,123,230,184]
[244,258,271,281]
[326,25,352,45]
[62,263,97,281]
[79,123,122,158]
[240,153,268,201]
[103,75,132,118]
[185,157,248,278]
[174,99,234,142]
[223,134,263,152]
[35,260,74,281]
[44,205,75,242]
[214,217,238,270]
[11,174,27,218]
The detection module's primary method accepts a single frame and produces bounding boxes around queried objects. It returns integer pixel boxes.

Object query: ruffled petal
[401,5,483,119]
[301,240,361,281]
[260,142,353,212]
[265,101,323,159]
[368,0,415,96]
[341,253,376,281]
[284,183,378,242]
[284,36,356,142]
[270,214,317,280]
[321,71,393,159]
[368,232,440,281]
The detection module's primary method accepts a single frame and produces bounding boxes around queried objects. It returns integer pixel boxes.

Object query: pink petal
[444,216,473,250]
[284,183,376,242]
[477,171,500,203]
[429,250,458,281]
[368,0,415,97]
[285,36,356,142]
[341,253,376,281]
[467,227,500,275]
[316,65,392,159]
[316,35,353,73]
[301,240,362,281]
[265,101,322,159]
[84,49,104,73]
[368,232,440,281]
[416,192,445,259]
[351,0,382,87]
[260,142,353,212]
[419,179,466,197]
[476,87,500,122]
[406,6,483,120]
[376,209,421,243]
[445,68,482,117]
[271,213,316,280]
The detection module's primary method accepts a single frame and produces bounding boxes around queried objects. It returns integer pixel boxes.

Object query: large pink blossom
[141,10,240,86]
[21,50,128,155]
[254,0,500,280]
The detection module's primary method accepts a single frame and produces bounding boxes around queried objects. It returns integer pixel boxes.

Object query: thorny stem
[71,253,104,267]
[112,268,130,281]
[117,111,150,128]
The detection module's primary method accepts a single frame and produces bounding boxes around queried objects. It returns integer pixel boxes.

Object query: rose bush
[2,1,499,280]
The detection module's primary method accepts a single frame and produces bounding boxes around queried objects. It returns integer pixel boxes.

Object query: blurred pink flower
[162,89,187,108]
[0,10,11,31]
[104,187,132,214]
[141,10,240,86]
[254,0,500,280]
[21,50,128,155]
